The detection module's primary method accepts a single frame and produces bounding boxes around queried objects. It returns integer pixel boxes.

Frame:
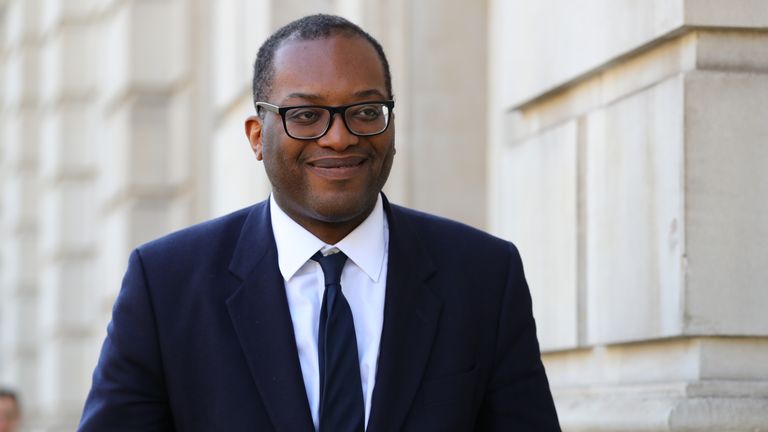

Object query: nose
[316,113,358,151]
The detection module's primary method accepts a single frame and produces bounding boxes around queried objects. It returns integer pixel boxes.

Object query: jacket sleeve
[476,243,561,431]
[79,249,175,431]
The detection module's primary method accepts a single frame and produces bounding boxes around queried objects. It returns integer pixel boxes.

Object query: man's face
[246,34,395,237]
[0,397,19,432]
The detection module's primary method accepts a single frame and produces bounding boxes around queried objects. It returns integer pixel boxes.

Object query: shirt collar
[270,194,388,282]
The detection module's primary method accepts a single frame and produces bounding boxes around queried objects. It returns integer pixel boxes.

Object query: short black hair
[251,14,392,108]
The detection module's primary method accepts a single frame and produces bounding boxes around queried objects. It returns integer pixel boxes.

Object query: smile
[306,156,368,179]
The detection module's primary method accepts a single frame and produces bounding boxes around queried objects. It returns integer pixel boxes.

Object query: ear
[244,115,264,161]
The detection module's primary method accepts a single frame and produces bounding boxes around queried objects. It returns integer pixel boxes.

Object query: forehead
[270,34,387,103]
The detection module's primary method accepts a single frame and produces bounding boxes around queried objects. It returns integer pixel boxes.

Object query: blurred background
[1,0,767,430]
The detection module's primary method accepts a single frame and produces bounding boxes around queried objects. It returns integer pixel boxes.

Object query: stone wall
[488,0,768,429]
[1,0,766,430]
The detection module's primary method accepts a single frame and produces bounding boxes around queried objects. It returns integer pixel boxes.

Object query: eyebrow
[284,89,388,102]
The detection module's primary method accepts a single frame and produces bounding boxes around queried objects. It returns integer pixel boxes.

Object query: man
[0,389,20,432]
[80,14,560,431]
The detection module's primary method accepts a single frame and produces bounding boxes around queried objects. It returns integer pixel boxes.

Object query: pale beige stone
[585,75,685,344]
[496,120,579,351]
[100,97,187,201]
[695,31,768,73]
[39,103,96,178]
[1,109,39,167]
[684,71,768,336]
[394,0,487,228]
[2,171,39,230]
[100,0,187,103]
[39,23,96,104]
[38,338,95,415]
[698,338,768,380]
[556,380,768,431]
[39,259,96,334]
[2,48,40,107]
[490,0,685,109]
[39,180,96,256]
[0,234,39,293]
[684,0,768,28]
[40,0,98,32]
[3,0,42,47]
[210,97,270,217]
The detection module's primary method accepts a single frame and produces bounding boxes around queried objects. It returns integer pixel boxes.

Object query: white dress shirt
[269,194,389,430]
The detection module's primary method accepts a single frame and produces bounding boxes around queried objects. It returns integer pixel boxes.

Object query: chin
[309,190,378,224]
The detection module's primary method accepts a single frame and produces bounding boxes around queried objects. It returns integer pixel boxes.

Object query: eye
[286,108,323,124]
[349,104,382,121]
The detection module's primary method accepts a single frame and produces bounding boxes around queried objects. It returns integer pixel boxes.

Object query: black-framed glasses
[255,100,394,140]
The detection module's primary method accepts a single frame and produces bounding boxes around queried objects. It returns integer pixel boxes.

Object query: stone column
[375,0,488,228]
[0,0,43,427]
[489,0,768,430]
[35,1,101,429]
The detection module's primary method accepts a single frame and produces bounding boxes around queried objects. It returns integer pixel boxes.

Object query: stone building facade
[0,0,766,430]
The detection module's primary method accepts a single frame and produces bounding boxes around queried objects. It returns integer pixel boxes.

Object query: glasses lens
[284,107,331,139]
[345,103,390,136]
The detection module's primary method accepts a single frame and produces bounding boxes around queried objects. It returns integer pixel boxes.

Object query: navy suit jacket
[80,198,560,431]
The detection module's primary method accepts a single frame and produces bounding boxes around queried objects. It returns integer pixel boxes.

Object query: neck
[272,194,378,245]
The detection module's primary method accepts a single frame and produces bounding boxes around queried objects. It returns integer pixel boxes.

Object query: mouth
[306,156,368,180]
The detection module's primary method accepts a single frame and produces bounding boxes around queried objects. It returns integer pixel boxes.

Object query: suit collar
[226,197,444,432]
[226,201,315,431]
[269,193,388,283]
[367,196,442,432]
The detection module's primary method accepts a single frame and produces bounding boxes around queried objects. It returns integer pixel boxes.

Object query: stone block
[491,0,768,111]
[490,0,685,109]
[684,0,768,28]
[211,0,249,110]
[210,97,270,217]
[698,338,768,380]
[240,0,271,79]
[3,0,42,47]
[1,108,39,167]
[543,339,700,388]
[695,31,768,73]
[496,120,578,351]
[39,258,96,334]
[40,0,99,32]
[269,0,335,30]
[100,95,189,201]
[2,47,40,107]
[39,180,96,257]
[683,71,768,335]
[0,235,38,289]
[39,23,96,103]
[2,171,38,230]
[584,75,685,345]
[406,0,487,229]
[1,293,38,349]
[99,196,193,298]
[555,379,768,432]
[39,103,96,178]
[101,0,187,102]
[38,337,95,412]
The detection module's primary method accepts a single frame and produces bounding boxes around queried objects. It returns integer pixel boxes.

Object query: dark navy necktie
[312,251,365,432]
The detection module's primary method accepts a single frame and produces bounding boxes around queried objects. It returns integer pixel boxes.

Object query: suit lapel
[367,201,442,432]
[226,201,315,432]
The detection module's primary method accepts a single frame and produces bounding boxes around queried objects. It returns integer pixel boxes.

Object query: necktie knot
[312,251,348,287]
